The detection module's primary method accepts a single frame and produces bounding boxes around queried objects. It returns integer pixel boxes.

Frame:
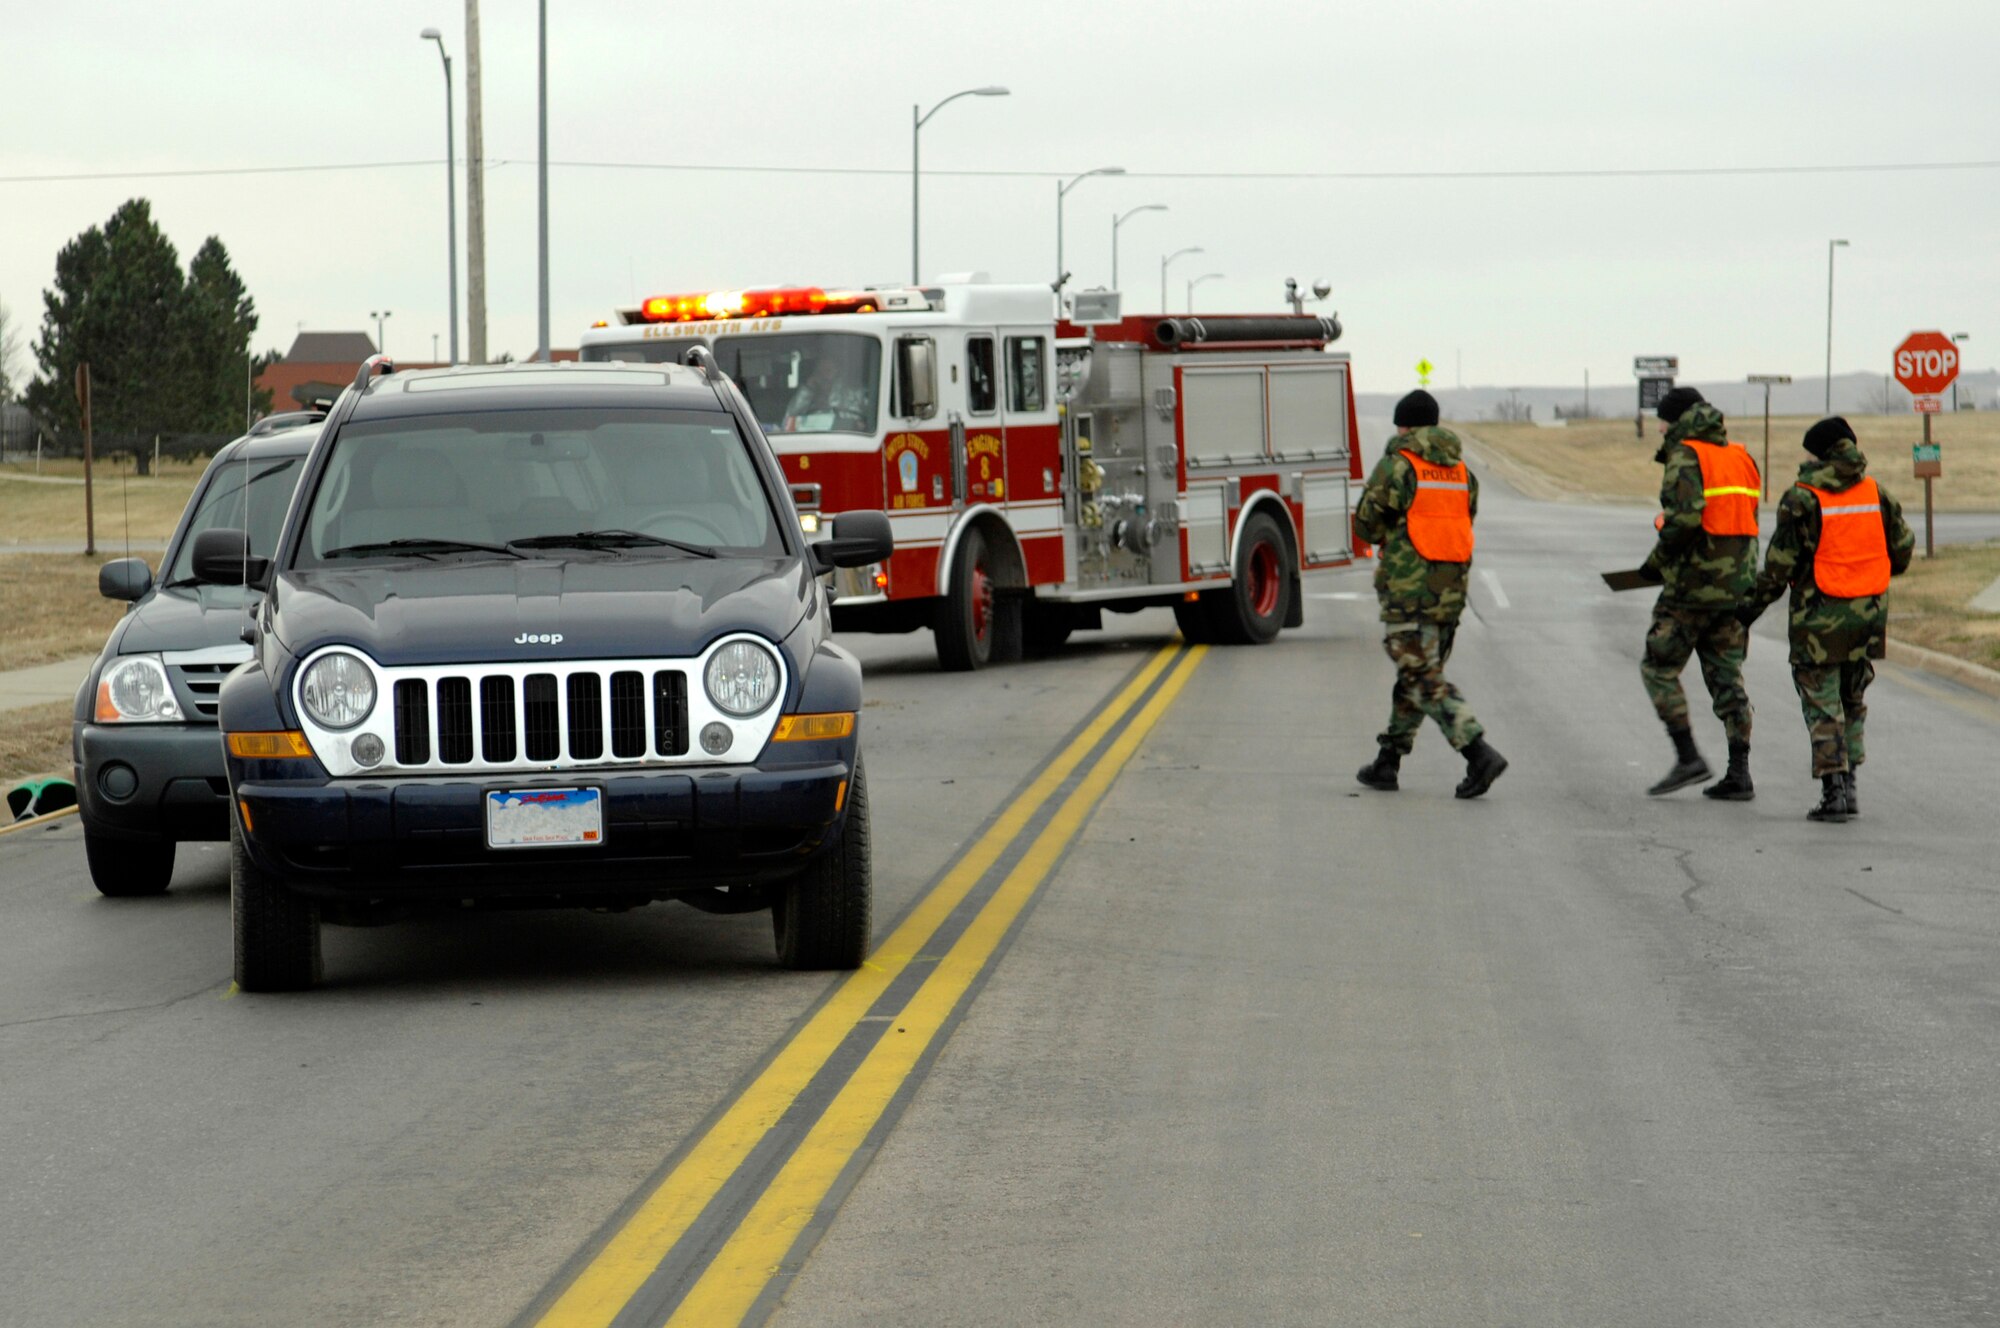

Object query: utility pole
[1825,238,1848,413]
[421,27,459,365]
[465,0,487,363]
[536,0,550,363]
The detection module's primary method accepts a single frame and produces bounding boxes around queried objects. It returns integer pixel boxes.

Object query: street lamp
[420,27,459,365]
[1160,246,1203,314]
[535,0,549,363]
[1111,204,1166,292]
[1186,272,1224,313]
[370,310,393,354]
[1055,166,1125,293]
[911,86,1010,284]
[1953,333,1971,410]
[1825,238,1848,413]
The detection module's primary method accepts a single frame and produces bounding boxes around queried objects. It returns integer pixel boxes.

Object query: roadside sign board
[1914,441,1942,477]
[1913,394,1943,414]
[1415,358,1434,386]
[1638,376,1673,410]
[1634,356,1678,378]
[1894,331,1960,397]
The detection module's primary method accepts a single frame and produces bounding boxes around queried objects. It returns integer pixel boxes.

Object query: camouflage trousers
[1378,622,1484,755]
[1793,660,1873,776]
[1642,604,1752,743]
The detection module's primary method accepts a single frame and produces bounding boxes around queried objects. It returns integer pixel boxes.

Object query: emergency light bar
[632,285,936,324]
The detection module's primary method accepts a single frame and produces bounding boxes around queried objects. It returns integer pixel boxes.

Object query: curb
[1884,638,2000,700]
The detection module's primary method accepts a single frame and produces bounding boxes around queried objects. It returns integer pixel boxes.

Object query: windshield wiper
[507,529,718,558]
[323,537,526,561]
[161,575,210,589]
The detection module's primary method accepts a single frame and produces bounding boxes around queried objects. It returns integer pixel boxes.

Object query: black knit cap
[1803,415,1856,459]
[1655,385,1705,423]
[1394,389,1440,428]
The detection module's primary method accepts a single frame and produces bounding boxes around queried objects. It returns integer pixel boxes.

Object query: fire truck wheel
[1171,598,1217,645]
[772,760,871,971]
[1214,510,1292,645]
[936,527,1019,671]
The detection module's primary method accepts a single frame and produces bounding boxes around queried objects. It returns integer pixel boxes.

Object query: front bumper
[233,759,852,901]
[75,723,232,843]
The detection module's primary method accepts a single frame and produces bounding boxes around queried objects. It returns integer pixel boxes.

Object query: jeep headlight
[299,651,377,730]
[704,640,779,717]
[96,654,179,723]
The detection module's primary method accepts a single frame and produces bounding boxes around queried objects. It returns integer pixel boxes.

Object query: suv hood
[111,585,258,656]
[268,556,813,667]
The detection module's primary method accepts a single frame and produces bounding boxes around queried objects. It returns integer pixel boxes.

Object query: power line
[6,157,2000,186]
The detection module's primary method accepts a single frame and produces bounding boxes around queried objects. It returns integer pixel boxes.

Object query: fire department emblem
[898,449,919,493]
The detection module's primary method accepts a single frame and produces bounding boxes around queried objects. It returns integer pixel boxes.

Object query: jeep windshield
[585,333,882,438]
[293,407,788,569]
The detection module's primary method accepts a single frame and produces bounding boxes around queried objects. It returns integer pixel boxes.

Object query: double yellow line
[529,642,1205,1328]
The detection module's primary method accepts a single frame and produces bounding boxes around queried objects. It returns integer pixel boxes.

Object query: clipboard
[1600,568,1657,592]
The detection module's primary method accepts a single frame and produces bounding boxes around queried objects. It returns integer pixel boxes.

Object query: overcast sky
[5,0,1998,395]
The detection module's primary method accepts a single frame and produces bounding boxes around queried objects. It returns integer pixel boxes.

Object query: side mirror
[190,528,271,591]
[98,557,154,602]
[894,338,937,420]
[810,511,894,573]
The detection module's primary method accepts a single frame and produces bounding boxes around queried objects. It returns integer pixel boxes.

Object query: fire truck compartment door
[1299,473,1353,564]
[1180,369,1268,468]
[1268,365,1350,463]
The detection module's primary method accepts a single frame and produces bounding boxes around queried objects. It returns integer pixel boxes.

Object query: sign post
[1634,356,1677,438]
[1747,374,1792,499]
[1894,331,1959,559]
[74,362,94,557]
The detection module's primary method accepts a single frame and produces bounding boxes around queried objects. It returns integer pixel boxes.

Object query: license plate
[485,787,604,849]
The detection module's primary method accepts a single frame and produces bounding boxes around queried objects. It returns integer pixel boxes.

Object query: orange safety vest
[1399,450,1474,562]
[1685,439,1761,536]
[1802,477,1891,598]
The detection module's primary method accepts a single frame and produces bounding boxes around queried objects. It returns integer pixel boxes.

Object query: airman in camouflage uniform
[1352,390,1507,799]
[1739,417,1914,822]
[1639,387,1759,798]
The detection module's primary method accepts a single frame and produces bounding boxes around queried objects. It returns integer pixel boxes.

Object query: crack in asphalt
[1845,886,1905,917]
[0,980,228,1033]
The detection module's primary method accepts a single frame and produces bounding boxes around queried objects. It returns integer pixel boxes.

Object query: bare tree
[0,297,24,401]
[1858,377,1903,415]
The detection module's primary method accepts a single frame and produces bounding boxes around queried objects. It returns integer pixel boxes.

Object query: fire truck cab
[580,282,1361,670]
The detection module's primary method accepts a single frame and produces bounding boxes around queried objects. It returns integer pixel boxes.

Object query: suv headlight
[299,651,377,729]
[704,640,779,717]
[95,654,179,723]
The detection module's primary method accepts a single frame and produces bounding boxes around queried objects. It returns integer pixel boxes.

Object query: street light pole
[1186,272,1223,313]
[420,28,459,365]
[1111,204,1166,292]
[535,0,549,363]
[1160,246,1202,314]
[1825,238,1848,413]
[1953,333,1971,410]
[1055,166,1125,293]
[911,86,1009,284]
[370,310,393,355]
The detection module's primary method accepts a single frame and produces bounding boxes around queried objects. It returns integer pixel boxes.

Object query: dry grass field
[1,701,75,789]
[0,554,127,671]
[0,456,204,546]
[1887,541,2000,669]
[1458,412,2000,510]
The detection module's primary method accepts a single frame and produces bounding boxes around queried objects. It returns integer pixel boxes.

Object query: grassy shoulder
[0,554,128,671]
[1888,541,2000,670]
[1457,412,2000,510]
[1,701,75,792]
[0,456,204,546]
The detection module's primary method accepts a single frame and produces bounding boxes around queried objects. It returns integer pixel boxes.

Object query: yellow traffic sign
[1415,358,1434,386]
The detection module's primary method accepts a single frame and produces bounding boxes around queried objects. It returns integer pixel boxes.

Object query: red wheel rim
[972,560,992,643]
[1248,540,1281,618]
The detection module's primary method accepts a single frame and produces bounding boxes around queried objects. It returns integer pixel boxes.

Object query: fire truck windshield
[712,333,882,438]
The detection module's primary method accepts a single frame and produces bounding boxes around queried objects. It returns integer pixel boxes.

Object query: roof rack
[683,343,726,386]
[351,354,395,391]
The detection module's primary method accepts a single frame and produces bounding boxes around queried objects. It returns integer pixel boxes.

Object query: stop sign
[1894,330,1960,396]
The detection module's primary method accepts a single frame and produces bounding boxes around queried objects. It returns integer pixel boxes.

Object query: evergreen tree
[183,236,269,431]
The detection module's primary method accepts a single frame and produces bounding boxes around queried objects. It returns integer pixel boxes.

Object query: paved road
[4,466,1999,1326]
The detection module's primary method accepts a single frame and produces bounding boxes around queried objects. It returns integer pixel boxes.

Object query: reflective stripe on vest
[1399,449,1474,563]
[1802,476,1891,598]
[1685,439,1761,537]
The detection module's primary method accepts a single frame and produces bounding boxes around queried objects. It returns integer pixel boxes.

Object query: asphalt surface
[5,459,2000,1326]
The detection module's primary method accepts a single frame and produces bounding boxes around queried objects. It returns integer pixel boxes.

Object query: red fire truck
[580,283,1362,670]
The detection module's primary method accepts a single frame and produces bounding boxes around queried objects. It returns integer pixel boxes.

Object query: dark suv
[75,419,318,895]
[191,357,891,991]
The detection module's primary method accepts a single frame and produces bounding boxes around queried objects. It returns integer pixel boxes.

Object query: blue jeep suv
[191,356,891,990]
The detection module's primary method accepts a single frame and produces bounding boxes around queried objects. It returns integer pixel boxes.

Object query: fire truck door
[957,332,1005,504]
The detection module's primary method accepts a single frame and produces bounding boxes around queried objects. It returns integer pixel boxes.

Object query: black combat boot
[1355,747,1401,791]
[1807,773,1851,823]
[1455,736,1508,799]
[1701,740,1755,801]
[1845,771,1859,817]
[1647,725,1712,796]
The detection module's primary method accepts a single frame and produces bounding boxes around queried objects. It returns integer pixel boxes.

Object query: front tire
[231,811,321,992]
[935,527,1020,671]
[84,831,174,897]
[773,761,872,970]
